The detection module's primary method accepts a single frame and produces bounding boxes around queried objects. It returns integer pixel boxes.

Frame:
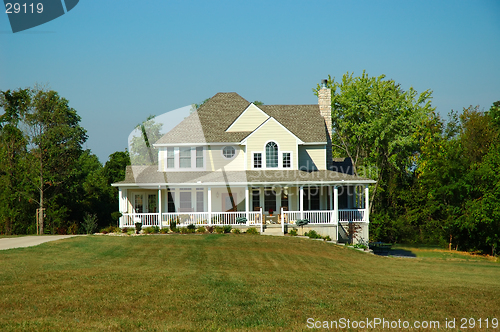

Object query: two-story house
[112,82,375,242]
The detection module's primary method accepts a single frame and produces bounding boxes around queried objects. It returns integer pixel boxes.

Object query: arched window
[265,141,278,168]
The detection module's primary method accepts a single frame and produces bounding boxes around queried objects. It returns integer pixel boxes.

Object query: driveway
[0,235,83,250]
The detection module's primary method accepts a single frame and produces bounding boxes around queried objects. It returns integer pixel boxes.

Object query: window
[134,194,143,213]
[196,147,203,168]
[281,188,289,210]
[148,194,157,213]
[196,190,204,212]
[266,142,278,168]
[253,153,262,168]
[252,188,260,210]
[222,146,236,159]
[166,147,175,168]
[282,152,291,168]
[179,147,191,168]
[179,191,192,212]
[167,189,176,212]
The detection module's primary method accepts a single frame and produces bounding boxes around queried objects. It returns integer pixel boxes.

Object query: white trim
[300,142,328,145]
[240,117,304,145]
[226,103,270,132]
[113,179,376,188]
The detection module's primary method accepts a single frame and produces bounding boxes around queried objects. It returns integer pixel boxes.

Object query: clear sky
[1,0,499,162]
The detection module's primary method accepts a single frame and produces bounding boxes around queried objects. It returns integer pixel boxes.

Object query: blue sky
[1,0,499,162]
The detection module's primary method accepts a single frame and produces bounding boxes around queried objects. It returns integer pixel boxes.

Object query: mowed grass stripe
[0,235,498,331]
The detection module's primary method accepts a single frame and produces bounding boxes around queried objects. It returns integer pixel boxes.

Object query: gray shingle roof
[155,92,328,145]
[114,166,375,186]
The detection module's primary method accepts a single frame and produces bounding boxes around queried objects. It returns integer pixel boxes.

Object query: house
[112,81,375,242]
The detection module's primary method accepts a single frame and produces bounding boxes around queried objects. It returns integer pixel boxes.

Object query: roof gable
[226,103,269,132]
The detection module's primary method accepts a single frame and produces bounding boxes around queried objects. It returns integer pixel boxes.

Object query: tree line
[0,87,130,234]
[316,72,499,255]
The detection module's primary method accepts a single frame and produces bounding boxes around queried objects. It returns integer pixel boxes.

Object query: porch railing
[161,211,262,226]
[338,209,365,222]
[120,213,159,227]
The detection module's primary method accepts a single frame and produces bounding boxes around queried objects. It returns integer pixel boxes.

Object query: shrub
[82,213,98,234]
[246,227,259,235]
[206,226,214,233]
[170,220,177,232]
[127,228,135,235]
[143,227,155,234]
[180,227,189,234]
[215,226,224,234]
[152,226,160,233]
[159,228,169,234]
[232,228,241,234]
[223,225,232,234]
[323,235,332,241]
[122,227,130,234]
[187,224,196,231]
[306,230,322,239]
[135,222,142,234]
[100,225,119,234]
[289,229,298,236]
[196,226,206,233]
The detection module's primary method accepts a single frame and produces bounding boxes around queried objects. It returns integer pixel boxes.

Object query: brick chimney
[318,79,332,141]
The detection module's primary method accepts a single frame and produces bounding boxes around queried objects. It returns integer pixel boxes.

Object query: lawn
[0,235,499,331]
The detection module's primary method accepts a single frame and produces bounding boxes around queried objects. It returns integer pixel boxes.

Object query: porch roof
[112,166,376,187]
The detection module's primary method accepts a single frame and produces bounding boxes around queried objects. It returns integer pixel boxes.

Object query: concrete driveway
[0,235,83,250]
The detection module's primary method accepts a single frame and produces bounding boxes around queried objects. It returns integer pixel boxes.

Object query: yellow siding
[209,145,245,171]
[298,145,326,170]
[246,119,298,169]
[226,104,269,132]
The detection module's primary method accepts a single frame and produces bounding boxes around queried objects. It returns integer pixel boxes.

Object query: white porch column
[333,186,339,225]
[245,186,250,226]
[364,185,369,222]
[158,187,162,229]
[118,188,124,227]
[208,187,212,226]
[299,186,304,219]
[329,186,333,222]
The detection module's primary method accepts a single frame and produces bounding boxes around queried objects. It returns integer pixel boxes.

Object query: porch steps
[262,225,284,236]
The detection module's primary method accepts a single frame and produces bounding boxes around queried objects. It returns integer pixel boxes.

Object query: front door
[134,194,144,213]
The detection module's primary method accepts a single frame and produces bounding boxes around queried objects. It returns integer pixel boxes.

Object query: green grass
[0,235,499,331]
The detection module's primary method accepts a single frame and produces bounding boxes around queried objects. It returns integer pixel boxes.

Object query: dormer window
[265,141,278,168]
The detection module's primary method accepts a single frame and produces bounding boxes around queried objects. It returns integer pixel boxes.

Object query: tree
[314,71,434,212]
[129,115,162,165]
[0,87,87,234]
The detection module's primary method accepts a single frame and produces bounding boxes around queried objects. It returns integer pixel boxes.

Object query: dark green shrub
[187,224,196,231]
[180,227,189,234]
[289,229,298,236]
[223,225,232,233]
[306,230,322,239]
[159,227,169,234]
[152,226,160,233]
[170,220,177,231]
[323,235,332,241]
[215,226,224,234]
[246,227,259,235]
[196,226,206,233]
[206,226,214,233]
[135,222,142,234]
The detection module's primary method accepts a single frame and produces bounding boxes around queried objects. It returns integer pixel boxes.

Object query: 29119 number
[5,3,43,14]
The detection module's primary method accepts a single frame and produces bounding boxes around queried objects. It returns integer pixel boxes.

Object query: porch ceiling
[112,166,376,187]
